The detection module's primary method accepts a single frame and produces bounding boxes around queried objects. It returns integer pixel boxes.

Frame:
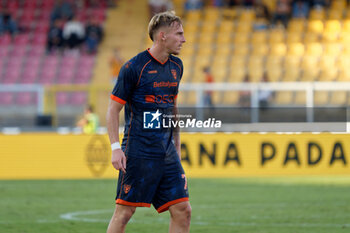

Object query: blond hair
[148,11,182,41]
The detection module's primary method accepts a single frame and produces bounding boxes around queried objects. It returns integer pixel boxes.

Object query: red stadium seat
[56,69,75,84]
[32,34,47,45]
[56,92,70,105]
[16,92,35,105]
[0,92,14,106]
[0,34,12,46]
[1,69,21,84]
[71,92,87,105]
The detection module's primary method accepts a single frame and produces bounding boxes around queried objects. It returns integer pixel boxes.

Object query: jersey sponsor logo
[124,184,131,194]
[171,69,177,80]
[148,70,158,74]
[125,61,132,68]
[145,94,176,104]
[153,81,178,88]
[143,110,162,129]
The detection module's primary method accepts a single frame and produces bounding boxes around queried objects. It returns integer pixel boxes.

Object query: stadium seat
[56,92,70,105]
[270,43,287,56]
[269,29,285,44]
[0,92,14,106]
[309,8,326,20]
[288,19,305,33]
[71,92,88,105]
[16,92,35,105]
[330,91,347,105]
[314,91,330,105]
[275,91,294,105]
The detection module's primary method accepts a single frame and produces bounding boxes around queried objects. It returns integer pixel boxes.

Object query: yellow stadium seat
[275,92,294,105]
[212,55,229,67]
[251,31,267,44]
[222,91,240,105]
[301,55,319,70]
[270,43,287,56]
[219,20,234,33]
[343,19,350,32]
[230,55,246,67]
[211,67,228,82]
[305,43,323,56]
[287,43,305,56]
[284,55,301,69]
[194,56,210,70]
[215,44,232,56]
[248,56,264,69]
[286,32,303,44]
[294,91,307,105]
[233,44,250,56]
[186,10,201,21]
[181,66,192,83]
[323,31,339,42]
[288,19,305,33]
[239,9,256,22]
[307,20,324,34]
[283,68,300,82]
[338,54,350,71]
[320,55,337,71]
[331,0,346,9]
[266,66,282,82]
[198,32,215,45]
[233,33,249,44]
[330,91,347,105]
[324,20,341,33]
[181,45,195,56]
[184,22,199,34]
[222,8,237,20]
[328,9,343,20]
[269,29,285,44]
[197,45,213,56]
[228,62,246,82]
[318,69,338,81]
[304,32,320,43]
[201,22,217,33]
[236,22,253,33]
[266,56,283,69]
[248,67,264,82]
[216,33,232,45]
[337,70,350,81]
[184,33,197,45]
[314,91,330,106]
[309,8,326,20]
[300,68,320,81]
[324,43,341,56]
[203,7,221,21]
[251,44,268,56]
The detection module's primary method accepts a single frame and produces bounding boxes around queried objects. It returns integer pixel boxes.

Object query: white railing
[0,82,349,123]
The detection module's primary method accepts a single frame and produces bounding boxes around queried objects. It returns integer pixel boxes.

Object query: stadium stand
[0,0,107,108]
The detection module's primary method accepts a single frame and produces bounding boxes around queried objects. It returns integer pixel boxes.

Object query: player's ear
[159,31,166,41]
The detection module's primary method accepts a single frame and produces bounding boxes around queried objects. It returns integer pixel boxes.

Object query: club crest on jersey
[143,109,162,129]
[171,69,177,80]
[124,184,131,194]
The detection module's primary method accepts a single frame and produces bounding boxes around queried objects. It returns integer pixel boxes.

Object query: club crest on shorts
[171,69,177,80]
[124,184,131,194]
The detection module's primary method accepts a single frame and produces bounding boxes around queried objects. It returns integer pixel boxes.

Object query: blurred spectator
[225,0,239,7]
[0,9,18,36]
[271,0,291,28]
[148,0,173,18]
[85,17,104,54]
[311,0,330,8]
[243,0,254,7]
[77,105,99,134]
[63,16,85,50]
[292,0,309,18]
[239,74,251,108]
[46,19,64,54]
[203,66,214,107]
[50,0,74,23]
[110,48,124,83]
[258,73,273,109]
[210,0,225,7]
[253,0,270,30]
[184,0,203,10]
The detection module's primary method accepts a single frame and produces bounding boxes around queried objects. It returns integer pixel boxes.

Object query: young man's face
[163,21,186,55]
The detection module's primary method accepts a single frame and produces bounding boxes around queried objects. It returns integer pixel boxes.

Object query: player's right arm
[107,100,126,173]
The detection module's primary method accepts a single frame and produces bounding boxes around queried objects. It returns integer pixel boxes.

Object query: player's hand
[111,149,126,173]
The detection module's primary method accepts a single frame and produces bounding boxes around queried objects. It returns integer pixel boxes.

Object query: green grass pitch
[1,177,350,233]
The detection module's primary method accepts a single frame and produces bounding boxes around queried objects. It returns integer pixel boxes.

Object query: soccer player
[106,11,191,233]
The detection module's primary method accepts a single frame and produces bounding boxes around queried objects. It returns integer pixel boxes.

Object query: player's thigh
[152,158,189,212]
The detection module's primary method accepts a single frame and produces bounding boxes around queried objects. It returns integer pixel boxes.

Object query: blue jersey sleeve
[110,61,137,105]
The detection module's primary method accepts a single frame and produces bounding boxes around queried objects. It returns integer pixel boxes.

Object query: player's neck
[149,45,169,64]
